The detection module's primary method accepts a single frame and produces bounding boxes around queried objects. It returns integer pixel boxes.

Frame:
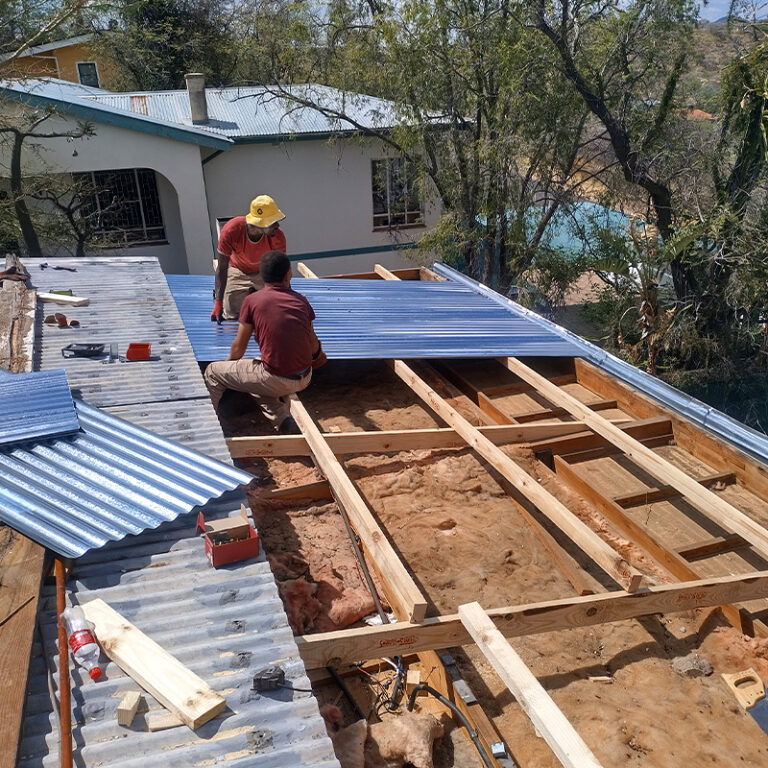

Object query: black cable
[327,665,367,721]
[407,684,495,768]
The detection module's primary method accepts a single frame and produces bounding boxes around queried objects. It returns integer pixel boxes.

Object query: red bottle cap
[89,667,102,680]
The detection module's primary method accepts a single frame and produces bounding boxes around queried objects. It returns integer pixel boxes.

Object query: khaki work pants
[204,358,311,427]
[223,265,265,320]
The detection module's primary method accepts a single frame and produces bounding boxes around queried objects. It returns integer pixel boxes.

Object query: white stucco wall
[203,136,440,275]
[0,110,213,273]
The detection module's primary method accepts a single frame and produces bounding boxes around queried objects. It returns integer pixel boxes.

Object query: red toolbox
[196,505,260,567]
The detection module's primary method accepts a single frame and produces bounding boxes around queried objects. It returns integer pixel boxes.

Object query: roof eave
[0,88,233,151]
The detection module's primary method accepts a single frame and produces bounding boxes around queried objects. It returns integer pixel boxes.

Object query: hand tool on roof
[61,343,105,358]
[722,668,768,734]
[39,263,77,272]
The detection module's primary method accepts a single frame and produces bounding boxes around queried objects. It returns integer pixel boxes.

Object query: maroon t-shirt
[239,285,316,377]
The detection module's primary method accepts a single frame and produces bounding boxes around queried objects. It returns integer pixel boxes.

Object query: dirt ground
[218,360,768,767]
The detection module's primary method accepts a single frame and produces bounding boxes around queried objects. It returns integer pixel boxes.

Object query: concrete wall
[0,110,211,273]
[203,137,440,274]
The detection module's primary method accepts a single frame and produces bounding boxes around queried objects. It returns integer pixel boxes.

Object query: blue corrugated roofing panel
[0,395,251,557]
[87,84,402,139]
[166,273,582,361]
[0,369,80,447]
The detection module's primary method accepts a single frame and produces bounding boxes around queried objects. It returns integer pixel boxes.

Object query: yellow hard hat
[245,195,285,227]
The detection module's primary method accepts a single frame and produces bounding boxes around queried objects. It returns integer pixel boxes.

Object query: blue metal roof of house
[86,83,403,140]
[0,78,232,149]
[166,273,582,361]
[17,257,339,768]
[0,369,80,447]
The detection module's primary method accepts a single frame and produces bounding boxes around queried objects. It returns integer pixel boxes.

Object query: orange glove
[211,299,223,324]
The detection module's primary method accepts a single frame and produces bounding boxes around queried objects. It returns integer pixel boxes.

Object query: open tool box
[196,504,259,567]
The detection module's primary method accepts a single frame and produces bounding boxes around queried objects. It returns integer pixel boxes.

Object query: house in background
[0,76,439,275]
[1,34,117,89]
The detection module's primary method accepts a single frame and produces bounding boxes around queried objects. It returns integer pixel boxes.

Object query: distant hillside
[686,19,757,112]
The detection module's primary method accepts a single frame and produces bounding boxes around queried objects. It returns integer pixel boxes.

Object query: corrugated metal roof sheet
[0,396,250,557]
[434,262,768,468]
[167,274,582,361]
[0,369,80,446]
[19,256,339,768]
[0,78,232,149]
[87,84,402,139]
[20,493,340,768]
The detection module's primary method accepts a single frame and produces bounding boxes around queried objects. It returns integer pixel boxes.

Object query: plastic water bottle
[61,605,102,680]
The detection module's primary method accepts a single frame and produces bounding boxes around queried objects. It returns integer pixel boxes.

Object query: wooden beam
[81,599,225,729]
[676,534,748,561]
[289,396,428,623]
[459,601,604,768]
[374,263,399,280]
[296,570,768,669]
[296,262,318,278]
[482,375,578,398]
[612,472,737,508]
[529,416,672,455]
[227,423,598,458]
[267,479,334,501]
[512,399,618,424]
[574,357,768,504]
[390,359,643,591]
[552,456,768,637]
[501,357,768,560]
[37,291,89,306]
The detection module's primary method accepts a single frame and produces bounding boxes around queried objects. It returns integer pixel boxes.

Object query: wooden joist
[390,359,644,591]
[552,456,766,636]
[296,262,318,278]
[612,471,737,508]
[373,263,399,280]
[676,534,748,561]
[267,479,334,501]
[511,399,618,424]
[289,396,428,622]
[296,570,768,669]
[459,602,604,768]
[500,357,768,560]
[81,599,225,730]
[227,423,601,458]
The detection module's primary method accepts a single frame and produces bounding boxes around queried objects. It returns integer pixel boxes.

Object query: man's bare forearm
[215,252,229,301]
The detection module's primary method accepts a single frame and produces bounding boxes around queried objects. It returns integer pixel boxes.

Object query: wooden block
[117,691,142,727]
[81,599,225,730]
[37,292,89,306]
[146,711,185,731]
[405,668,422,696]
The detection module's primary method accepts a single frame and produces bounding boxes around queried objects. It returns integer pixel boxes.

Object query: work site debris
[367,712,444,768]
[116,691,143,727]
[672,654,713,679]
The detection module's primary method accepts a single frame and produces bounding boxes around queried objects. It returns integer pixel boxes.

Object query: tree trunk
[10,132,42,258]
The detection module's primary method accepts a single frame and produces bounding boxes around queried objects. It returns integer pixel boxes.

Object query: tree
[0,105,94,256]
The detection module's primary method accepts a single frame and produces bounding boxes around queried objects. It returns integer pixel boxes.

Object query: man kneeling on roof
[204,250,327,434]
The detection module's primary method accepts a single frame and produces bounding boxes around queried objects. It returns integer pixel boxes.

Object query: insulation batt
[365,712,444,768]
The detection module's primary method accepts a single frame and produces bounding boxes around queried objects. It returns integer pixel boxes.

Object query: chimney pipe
[185,72,208,124]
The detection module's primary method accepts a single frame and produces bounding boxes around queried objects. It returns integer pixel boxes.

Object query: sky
[699,0,735,20]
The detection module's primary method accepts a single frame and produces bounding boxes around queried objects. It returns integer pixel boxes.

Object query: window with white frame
[74,168,166,246]
[76,61,100,88]
[371,158,423,229]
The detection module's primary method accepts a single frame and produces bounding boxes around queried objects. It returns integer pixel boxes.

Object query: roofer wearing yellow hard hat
[211,195,287,322]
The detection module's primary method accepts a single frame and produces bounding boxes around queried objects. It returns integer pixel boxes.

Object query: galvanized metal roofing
[0,78,232,149]
[0,391,250,557]
[87,83,402,140]
[167,273,582,361]
[0,369,80,447]
[19,256,339,768]
[435,263,768,468]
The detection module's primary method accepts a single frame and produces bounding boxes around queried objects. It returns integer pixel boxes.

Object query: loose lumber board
[296,262,318,278]
[374,263,399,280]
[227,423,597,458]
[0,532,45,768]
[459,601,604,768]
[289,396,428,623]
[390,359,644,591]
[37,291,89,306]
[81,599,225,729]
[501,357,768,560]
[296,570,768,669]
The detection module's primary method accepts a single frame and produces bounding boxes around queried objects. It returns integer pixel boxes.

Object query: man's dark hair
[260,250,291,283]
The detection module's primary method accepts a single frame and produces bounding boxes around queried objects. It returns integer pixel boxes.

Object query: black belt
[279,366,311,380]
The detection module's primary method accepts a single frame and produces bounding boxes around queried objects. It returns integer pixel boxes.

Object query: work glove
[211,299,224,324]
[311,343,327,370]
